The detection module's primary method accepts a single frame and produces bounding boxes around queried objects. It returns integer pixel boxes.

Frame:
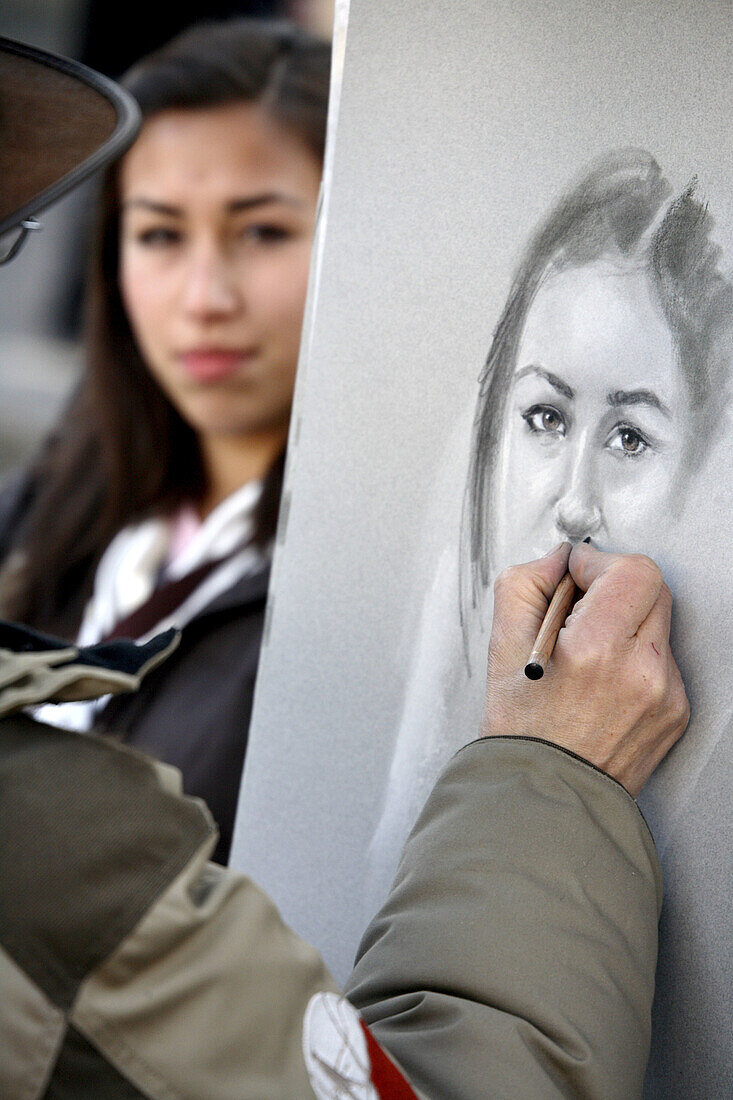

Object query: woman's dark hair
[1,18,331,635]
[461,147,732,629]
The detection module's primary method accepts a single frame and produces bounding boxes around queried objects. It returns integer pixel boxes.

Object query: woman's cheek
[602,463,671,551]
[119,258,159,337]
[512,425,556,486]
[252,243,312,320]
[504,436,555,551]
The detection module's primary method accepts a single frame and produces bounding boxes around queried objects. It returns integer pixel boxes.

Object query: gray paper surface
[231,3,732,1094]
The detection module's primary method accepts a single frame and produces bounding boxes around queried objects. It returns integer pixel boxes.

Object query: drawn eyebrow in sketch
[515,372,672,416]
[607,389,671,416]
[514,365,575,399]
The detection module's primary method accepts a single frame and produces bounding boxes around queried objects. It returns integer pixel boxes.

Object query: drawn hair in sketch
[460,147,733,638]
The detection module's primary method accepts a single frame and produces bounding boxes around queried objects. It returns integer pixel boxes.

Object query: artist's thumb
[568,541,624,592]
[490,542,571,658]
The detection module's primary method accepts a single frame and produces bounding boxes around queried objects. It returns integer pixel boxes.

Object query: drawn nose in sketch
[553,465,603,546]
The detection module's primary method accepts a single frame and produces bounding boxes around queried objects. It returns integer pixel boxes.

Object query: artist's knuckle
[624,553,663,591]
[565,644,603,680]
[666,704,688,747]
[646,670,668,710]
[669,723,686,749]
[635,650,666,698]
[659,581,674,607]
[673,682,691,728]
[493,564,521,598]
[574,630,616,674]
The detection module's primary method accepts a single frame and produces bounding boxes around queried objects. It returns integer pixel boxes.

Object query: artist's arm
[0,546,687,1100]
[345,544,689,1100]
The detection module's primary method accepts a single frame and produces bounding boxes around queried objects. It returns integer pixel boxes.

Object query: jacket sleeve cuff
[457,734,662,909]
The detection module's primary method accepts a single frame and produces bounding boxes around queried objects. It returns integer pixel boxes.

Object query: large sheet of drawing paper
[231,3,732,1092]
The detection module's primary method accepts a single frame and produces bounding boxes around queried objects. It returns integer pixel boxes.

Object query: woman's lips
[179,349,254,383]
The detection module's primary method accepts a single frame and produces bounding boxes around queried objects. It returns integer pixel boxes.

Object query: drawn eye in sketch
[521,403,567,438]
[461,147,733,625]
[605,423,651,456]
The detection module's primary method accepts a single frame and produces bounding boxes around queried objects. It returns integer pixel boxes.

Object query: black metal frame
[0,35,141,240]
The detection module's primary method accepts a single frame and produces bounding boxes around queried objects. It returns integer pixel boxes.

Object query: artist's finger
[635,580,674,652]
[491,542,571,653]
[626,676,688,795]
[568,544,664,641]
[665,651,691,744]
[568,541,624,591]
[639,648,690,773]
[634,584,688,747]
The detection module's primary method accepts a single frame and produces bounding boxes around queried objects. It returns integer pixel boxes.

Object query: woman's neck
[198,427,288,518]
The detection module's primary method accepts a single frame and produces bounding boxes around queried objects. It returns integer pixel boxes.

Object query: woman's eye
[606,423,650,456]
[238,223,291,244]
[521,404,566,437]
[136,226,181,247]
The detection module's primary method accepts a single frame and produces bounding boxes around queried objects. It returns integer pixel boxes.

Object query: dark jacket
[0,469,269,865]
[96,564,270,865]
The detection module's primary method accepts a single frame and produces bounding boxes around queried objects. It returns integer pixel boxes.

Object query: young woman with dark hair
[0,17,331,863]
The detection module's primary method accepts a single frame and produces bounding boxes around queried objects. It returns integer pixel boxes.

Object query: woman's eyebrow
[121,193,306,216]
[123,198,182,216]
[227,192,306,213]
[514,365,574,400]
[607,389,671,417]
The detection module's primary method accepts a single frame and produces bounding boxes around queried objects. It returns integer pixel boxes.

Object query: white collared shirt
[37,479,270,732]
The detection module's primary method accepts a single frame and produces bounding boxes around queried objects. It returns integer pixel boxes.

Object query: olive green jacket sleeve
[345,736,663,1100]
[0,626,662,1099]
[0,708,340,1100]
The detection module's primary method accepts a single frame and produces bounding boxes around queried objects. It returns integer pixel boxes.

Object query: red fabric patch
[359,1020,420,1098]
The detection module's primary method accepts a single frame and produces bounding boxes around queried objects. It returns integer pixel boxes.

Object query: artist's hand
[480,542,690,797]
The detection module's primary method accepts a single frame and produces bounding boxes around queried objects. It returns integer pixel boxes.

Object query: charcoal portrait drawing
[368,147,733,907]
[365,147,732,1093]
[463,148,731,601]
[229,4,732,1088]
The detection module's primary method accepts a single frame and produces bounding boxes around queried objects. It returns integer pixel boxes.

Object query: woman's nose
[553,440,603,542]
[180,250,240,319]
